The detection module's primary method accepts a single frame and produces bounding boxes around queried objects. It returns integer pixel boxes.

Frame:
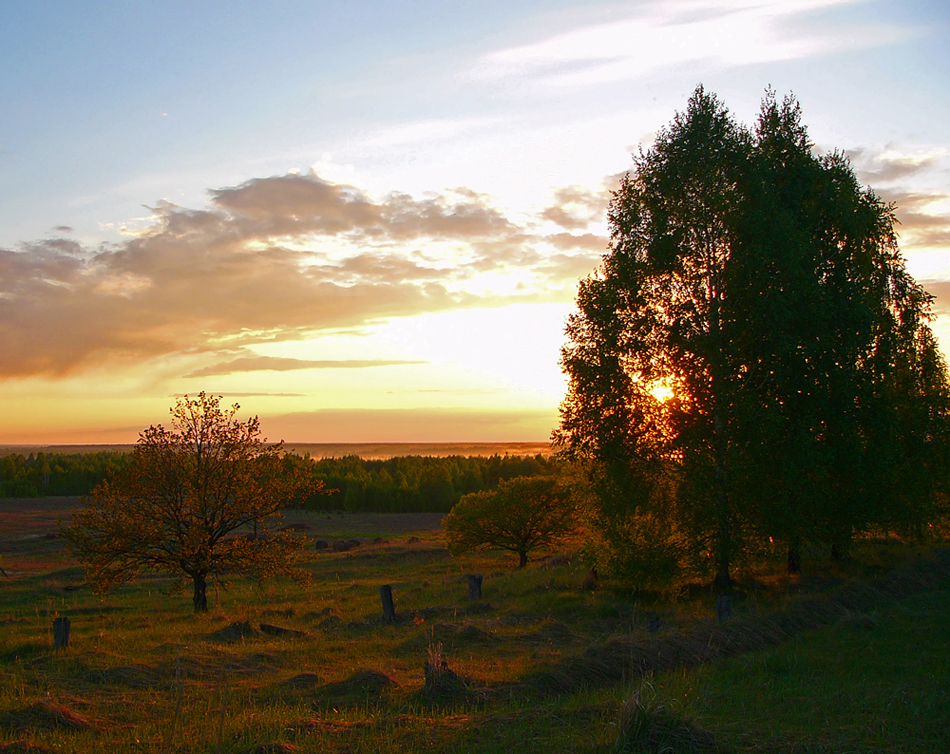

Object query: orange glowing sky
[1,0,948,443]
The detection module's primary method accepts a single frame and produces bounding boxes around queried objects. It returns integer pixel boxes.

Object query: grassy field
[1,498,948,753]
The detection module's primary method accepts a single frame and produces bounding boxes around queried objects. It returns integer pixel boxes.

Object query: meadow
[1,497,948,753]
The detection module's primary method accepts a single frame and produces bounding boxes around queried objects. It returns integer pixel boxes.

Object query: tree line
[0,451,133,498]
[0,447,555,513]
[289,452,555,512]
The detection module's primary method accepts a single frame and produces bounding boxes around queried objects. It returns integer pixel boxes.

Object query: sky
[1,0,948,444]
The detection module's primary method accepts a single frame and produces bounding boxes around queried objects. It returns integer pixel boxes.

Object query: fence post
[466,574,483,601]
[53,616,70,649]
[380,585,396,623]
[716,593,732,622]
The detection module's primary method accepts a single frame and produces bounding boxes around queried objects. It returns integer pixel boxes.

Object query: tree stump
[466,574,483,601]
[53,616,70,649]
[380,584,396,623]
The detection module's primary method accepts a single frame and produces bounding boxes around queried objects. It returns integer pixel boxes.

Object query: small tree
[443,476,579,567]
[63,393,320,612]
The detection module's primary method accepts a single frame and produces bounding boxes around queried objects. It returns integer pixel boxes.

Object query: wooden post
[53,616,70,649]
[466,574,483,601]
[380,584,396,623]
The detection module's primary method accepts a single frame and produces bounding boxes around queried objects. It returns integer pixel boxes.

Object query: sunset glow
[1,0,948,443]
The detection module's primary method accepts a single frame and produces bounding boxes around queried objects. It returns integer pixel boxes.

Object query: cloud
[472,0,907,87]
[209,173,516,242]
[186,355,427,378]
[0,171,591,379]
[921,280,950,316]
[848,146,946,185]
[878,189,950,248]
[540,185,609,230]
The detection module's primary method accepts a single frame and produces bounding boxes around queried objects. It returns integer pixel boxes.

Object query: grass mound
[88,664,159,687]
[614,691,727,754]
[313,669,398,707]
[278,671,322,688]
[0,698,97,734]
[205,620,262,643]
[525,546,950,695]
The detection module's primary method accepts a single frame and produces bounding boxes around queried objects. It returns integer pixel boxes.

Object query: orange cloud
[186,355,426,378]
[879,190,950,248]
[0,172,604,379]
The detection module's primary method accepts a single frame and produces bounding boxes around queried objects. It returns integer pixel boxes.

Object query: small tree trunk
[193,573,209,613]
[518,551,528,568]
[787,537,802,575]
[380,584,396,622]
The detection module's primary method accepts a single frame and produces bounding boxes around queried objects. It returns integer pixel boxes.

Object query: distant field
[0,441,552,460]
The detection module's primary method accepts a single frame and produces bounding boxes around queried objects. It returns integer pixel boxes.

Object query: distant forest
[0,450,556,513]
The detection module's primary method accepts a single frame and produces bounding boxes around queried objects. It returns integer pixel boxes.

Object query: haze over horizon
[2,0,948,444]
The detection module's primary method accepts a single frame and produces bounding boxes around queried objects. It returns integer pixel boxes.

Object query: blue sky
[1,0,948,443]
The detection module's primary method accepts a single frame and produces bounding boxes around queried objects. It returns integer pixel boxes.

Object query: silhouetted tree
[63,393,320,612]
[557,87,948,585]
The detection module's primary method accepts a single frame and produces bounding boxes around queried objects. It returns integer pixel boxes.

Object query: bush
[443,476,580,567]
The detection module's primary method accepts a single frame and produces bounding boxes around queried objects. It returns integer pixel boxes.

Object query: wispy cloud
[186,355,427,378]
[884,190,950,248]
[472,0,907,87]
[849,146,947,185]
[845,146,950,250]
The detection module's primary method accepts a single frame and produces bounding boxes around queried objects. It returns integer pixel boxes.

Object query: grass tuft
[613,684,724,754]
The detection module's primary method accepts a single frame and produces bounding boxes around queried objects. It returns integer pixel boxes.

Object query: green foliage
[289,452,556,513]
[0,450,132,497]
[580,467,691,589]
[1,446,557,516]
[62,393,320,612]
[443,475,580,567]
[557,86,950,587]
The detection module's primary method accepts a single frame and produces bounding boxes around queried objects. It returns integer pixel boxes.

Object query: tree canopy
[443,476,579,567]
[556,87,949,587]
[63,393,321,612]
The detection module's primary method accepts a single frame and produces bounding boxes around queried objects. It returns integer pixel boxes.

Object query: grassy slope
[0,503,947,753]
